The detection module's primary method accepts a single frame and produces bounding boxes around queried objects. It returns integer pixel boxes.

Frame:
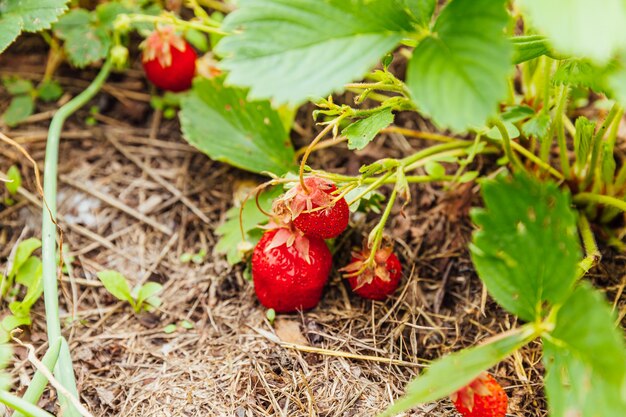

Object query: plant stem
[380,126,459,143]
[553,85,571,178]
[12,338,62,417]
[0,391,54,417]
[583,102,622,189]
[299,117,345,193]
[573,192,626,213]
[491,118,524,171]
[400,140,472,167]
[510,141,563,180]
[576,213,600,278]
[42,58,112,416]
[125,13,225,33]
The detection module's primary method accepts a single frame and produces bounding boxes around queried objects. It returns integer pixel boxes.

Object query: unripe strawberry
[450,373,508,417]
[273,177,349,240]
[252,227,332,313]
[141,27,197,92]
[341,246,402,300]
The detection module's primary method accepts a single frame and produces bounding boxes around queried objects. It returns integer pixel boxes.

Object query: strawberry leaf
[404,0,436,27]
[406,0,512,132]
[543,283,626,417]
[521,0,626,64]
[216,0,415,105]
[378,324,537,417]
[215,186,282,264]
[180,76,296,175]
[344,107,394,150]
[0,0,69,53]
[470,173,581,322]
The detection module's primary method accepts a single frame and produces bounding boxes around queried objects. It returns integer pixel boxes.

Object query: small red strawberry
[341,246,401,300]
[273,177,349,239]
[141,27,197,92]
[450,373,508,417]
[251,226,332,313]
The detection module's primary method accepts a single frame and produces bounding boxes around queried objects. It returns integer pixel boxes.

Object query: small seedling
[96,270,162,313]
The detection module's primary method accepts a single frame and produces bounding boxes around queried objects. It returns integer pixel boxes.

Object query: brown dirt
[1,38,625,417]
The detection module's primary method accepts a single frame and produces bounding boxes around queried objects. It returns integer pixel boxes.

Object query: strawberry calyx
[450,372,495,412]
[261,221,313,264]
[272,177,338,223]
[340,246,394,289]
[141,26,188,67]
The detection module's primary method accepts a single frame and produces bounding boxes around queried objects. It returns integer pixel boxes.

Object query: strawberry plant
[2,0,626,416]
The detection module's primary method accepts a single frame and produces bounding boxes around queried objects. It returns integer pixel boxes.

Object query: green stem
[576,213,600,278]
[541,57,552,116]
[400,140,472,168]
[0,391,54,417]
[583,102,622,189]
[125,13,225,33]
[573,192,626,213]
[491,118,524,171]
[366,185,398,258]
[12,338,62,417]
[510,141,563,180]
[554,85,571,178]
[42,58,112,416]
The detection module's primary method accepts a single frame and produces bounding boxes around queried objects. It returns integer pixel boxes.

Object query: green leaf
[522,113,551,140]
[136,282,163,311]
[470,173,581,321]
[185,28,209,53]
[217,0,415,105]
[1,314,31,334]
[406,0,512,132]
[0,343,11,390]
[553,59,613,93]
[521,0,626,64]
[573,116,594,172]
[54,10,110,68]
[96,270,134,306]
[2,94,35,127]
[0,18,22,54]
[180,77,296,175]
[3,78,33,95]
[424,161,446,178]
[6,165,21,195]
[405,0,436,27]
[9,238,41,279]
[10,260,43,316]
[37,80,63,102]
[0,0,69,52]
[501,105,535,123]
[344,107,394,150]
[163,324,177,334]
[180,320,194,329]
[15,256,41,287]
[486,121,520,140]
[215,186,282,264]
[511,35,553,64]
[378,324,538,417]
[94,2,131,27]
[543,283,626,417]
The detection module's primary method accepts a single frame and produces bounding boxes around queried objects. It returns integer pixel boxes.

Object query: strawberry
[251,226,332,313]
[141,27,197,92]
[450,373,508,417]
[273,177,349,239]
[341,246,402,300]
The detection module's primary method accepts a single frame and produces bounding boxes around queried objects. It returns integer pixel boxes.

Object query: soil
[1,37,625,417]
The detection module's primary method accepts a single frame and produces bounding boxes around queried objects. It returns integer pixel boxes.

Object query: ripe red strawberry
[251,226,332,313]
[273,177,349,240]
[341,246,401,300]
[450,373,508,417]
[141,27,197,92]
